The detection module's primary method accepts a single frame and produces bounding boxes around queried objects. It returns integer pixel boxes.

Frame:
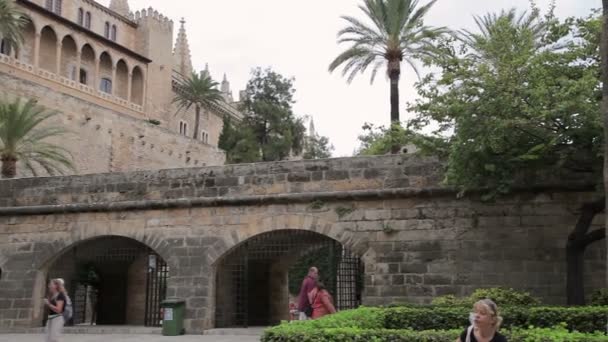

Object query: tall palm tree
[173,72,224,140]
[0,98,74,178]
[329,0,445,124]
[0,0,30,52]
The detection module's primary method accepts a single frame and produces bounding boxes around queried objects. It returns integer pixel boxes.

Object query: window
[100,78,112,93]
[179,121,188,136]
[79,69,87,85]
[0,40,10,56]
[69,65,77,81]
[201,131,209,144]
[85,12,91,29]
[104,22,110,38]
[46,0,62,14]
[77,8,83,25]
[111,25,117,41]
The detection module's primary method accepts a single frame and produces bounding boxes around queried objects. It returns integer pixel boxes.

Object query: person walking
[44,278,67,342]
[308,280,336,319]
[297,266,318,320]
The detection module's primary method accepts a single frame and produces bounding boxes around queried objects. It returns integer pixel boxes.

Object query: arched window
[77,8,84,25]
[45,0,53,10]
[104,22,110,38]
[111,25,117,41]
[85,12,91,29]
[100,77,112,93]
[201,131,209,144]
[54,0,62,15]
[179,121,188,136]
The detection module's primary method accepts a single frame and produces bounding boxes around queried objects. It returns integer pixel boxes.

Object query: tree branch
[568,197,605,243]
[580,228,606,247]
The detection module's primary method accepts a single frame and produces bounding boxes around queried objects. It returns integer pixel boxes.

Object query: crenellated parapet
[134,7,173,32]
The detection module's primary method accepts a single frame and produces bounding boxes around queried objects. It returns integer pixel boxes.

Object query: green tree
[303,135,334,160]
[0,0,29,52]
[218,116,261,164]
[329,0,445,125]
[173,72,223,140]
[409,9,603,304]
[240,67,306,162]
[0,98,74,178]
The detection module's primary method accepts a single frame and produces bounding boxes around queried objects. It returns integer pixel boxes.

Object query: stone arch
[213,227,365,328]
[60,35,77,80]
[209,214,366,266]
[34,233,173,327]
[39,25,57,72]
[79,43,95,86]
[98,51,113,93]
[115,59,129,100]
[20,20,36,65]
[131,65,144,105]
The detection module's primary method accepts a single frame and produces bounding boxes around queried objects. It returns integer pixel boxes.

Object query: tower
[109,0,130,17]
[173,18,193,76]
[221,74,233,102]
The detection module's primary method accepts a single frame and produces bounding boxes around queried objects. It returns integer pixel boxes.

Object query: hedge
[262,326,608,342]
[384,306,608,333]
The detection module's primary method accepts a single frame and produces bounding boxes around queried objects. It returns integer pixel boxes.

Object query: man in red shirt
[297,266,318,320]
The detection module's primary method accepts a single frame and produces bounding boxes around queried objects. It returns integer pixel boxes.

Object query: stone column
[94,57,100,91]
[127,71,133,102]
[33,32,41,68]
[75,51,82,83]
[55,41,62,75]
[111,65,117,95]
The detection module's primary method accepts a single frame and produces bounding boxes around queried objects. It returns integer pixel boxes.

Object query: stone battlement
[134,7,173,31]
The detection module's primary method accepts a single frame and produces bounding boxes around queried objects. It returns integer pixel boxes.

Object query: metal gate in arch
[215,229,363,328]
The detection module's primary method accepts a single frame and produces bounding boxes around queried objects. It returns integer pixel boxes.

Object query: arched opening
[60,35,77,80]
[115,59,129,99]
[20,21,36,64]
[39,26,57,72]
[215,230,363,328]
[44,236,168,327]
[80,44,95,86]
[131,66,144,105]
[98,52,112,93]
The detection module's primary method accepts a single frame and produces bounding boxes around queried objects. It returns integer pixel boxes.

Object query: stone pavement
[0,334,261,342]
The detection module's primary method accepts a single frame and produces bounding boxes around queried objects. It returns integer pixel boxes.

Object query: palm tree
[0,98,74,178]
[459,8,548,64]
[329,0,445,124]
[173,72,224,140]
[0,0,30,52]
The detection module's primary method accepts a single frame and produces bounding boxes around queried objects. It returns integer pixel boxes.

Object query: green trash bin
[161,298,186,336]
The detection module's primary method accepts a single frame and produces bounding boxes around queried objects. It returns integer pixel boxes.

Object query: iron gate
[50,237,168,327]
[215,230,363,328]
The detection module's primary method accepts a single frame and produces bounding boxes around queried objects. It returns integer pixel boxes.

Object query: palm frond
[173,72,223,115]
[0,0,30,51]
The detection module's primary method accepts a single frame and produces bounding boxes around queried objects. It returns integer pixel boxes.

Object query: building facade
[0,0,243,176]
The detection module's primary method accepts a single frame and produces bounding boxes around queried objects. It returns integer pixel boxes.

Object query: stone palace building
[0,0,243,177]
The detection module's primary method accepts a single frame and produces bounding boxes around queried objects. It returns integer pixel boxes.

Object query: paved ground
[0,334,261,341]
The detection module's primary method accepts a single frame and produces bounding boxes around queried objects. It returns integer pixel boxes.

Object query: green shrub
[470,287,540,306]
[590,289,608,306]
[432,287,540,307]
[285,306,385,330]
[262,326,608,342]
[383,306,608,333]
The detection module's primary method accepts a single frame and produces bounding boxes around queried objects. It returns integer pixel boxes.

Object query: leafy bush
[470,288,540,306]
[383,306,608,333]
[590,289,608,306]
[262,326,608,342]
[432,287,540,306]
[284,307,385,330]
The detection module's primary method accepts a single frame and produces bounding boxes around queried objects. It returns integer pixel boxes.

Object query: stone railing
[0,54,143,113]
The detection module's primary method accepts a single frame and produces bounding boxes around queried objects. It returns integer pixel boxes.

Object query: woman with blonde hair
[44,278,66,342]
[456,299,507,342]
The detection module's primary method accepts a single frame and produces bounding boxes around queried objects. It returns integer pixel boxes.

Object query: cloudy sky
[100,0,597,156]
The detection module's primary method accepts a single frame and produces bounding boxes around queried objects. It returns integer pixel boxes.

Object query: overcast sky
[100,0,597,156]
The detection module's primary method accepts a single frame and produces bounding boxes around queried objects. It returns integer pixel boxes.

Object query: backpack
[62,294,73,321]
[303,291,319,318]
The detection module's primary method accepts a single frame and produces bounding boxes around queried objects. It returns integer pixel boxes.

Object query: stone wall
[0,68,225,177]
[0,154,604,333]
